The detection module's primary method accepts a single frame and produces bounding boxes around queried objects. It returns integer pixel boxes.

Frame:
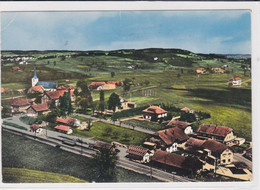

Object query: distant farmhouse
[228,77,242,86]
[31,67,57,92]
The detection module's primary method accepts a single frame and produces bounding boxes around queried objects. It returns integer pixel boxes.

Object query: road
[234,153,252,171]
[2,114,196,182]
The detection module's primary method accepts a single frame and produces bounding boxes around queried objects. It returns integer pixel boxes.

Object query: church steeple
[32,67,39,86]
[33,67,38,79]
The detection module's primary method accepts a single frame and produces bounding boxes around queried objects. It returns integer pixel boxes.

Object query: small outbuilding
[127,145,150,163]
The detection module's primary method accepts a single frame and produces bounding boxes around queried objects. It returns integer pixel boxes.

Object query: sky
[1,11,251,54]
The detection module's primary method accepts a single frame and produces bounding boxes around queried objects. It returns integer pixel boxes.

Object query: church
[31,67,57,92]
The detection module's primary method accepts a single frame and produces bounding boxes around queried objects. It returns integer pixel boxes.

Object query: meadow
[1,49,251,140]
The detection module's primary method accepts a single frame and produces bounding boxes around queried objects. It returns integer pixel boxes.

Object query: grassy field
[1,49,251,140]
[2,131,159,182]
[2,167,88,183]
[123,119,166,131]
[72,121,149,146]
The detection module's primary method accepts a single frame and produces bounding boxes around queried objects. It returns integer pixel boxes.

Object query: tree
[76,80,93,104]
[60,55,66,61]
[86,118,92,131]
[92,148,117,182]
[123,78,132,91]
[111,72,115,78]
[99,90,105,111]
[108,93,121,112]
[59,91,72,115]
[177,73,181,79]
[144,80,150,86]
[53,61,56,66]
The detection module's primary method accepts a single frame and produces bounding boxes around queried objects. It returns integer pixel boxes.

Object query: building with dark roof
[147,127,188,153]
[93,142,115,152]
[197,123,236,146]
[152,149,203,174]
[127,145,150,163]
[185,138,234,165]
[9,98,33,113]
[27,103,50,117]
[167,120,193,135]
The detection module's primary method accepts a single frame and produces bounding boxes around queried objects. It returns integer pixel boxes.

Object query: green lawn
[2,167,87,183]
[123,119,166,131]
[3,121,28,131]
[72,121,149,146]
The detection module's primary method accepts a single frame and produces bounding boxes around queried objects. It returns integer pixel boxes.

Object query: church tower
[32,67,39,87]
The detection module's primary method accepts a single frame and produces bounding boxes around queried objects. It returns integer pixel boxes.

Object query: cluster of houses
[125,120,249,179]
[89,81,123,90]
[1,55,35,65]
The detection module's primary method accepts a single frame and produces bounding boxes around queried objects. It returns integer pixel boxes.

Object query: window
[222,160,226,163]
[228,159,231,162]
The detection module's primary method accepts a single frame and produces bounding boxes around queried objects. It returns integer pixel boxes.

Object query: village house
[54,125,73,134]
[180,107,195,114]
[32,67,57,91]
[89,82,106,90]
[93,142,116,152]
[41,90,75,106]
[211,67,225,73]
[12,66,21,72]
[107,81,123,86]
[142,105,167,120]
[185,138,234,166]
[56,117,80,127]
[26,103,50,117]
[30,124,43,133]
[97,83,116,90]
[167,120,193,135]
[196,68,206,74]
[147,127,189,153]
[8,98,33,113]
[27,85,45,94]
[228,77,242,86]
[151,149,203,174]
[196,123,237,146]
[57,85,76,91]
[127,145,151,163]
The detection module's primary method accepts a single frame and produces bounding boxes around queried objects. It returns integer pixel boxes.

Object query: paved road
[74,113,155,135]
[234,153,252,171]
[2,115,196,182]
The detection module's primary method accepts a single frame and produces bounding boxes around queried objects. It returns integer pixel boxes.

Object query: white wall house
[166,142,178,153]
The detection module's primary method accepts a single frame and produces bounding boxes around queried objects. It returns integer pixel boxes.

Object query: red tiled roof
[180,107,190,112]
[127,145,149,157]
[201,139,231,156]
[167,120,188,130]
[31,103,50,112]
[143,106,167,115]
[55,125,71,132]
[152,150,192,171]
[229,77,241,81]
[56,117,76,125]
[12,66,20,70]
[57,86,67,90]
[197,124,232,137]
[1,88,5,93]
[154,127,189,146]
[107,81,123,86]
[90,82,106,87]
[198,68,204,70]
[30,124,41,130]
[31,85,44,91]
[11,98,32,106]
[185,137,206,148]
[46,89,73,100]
